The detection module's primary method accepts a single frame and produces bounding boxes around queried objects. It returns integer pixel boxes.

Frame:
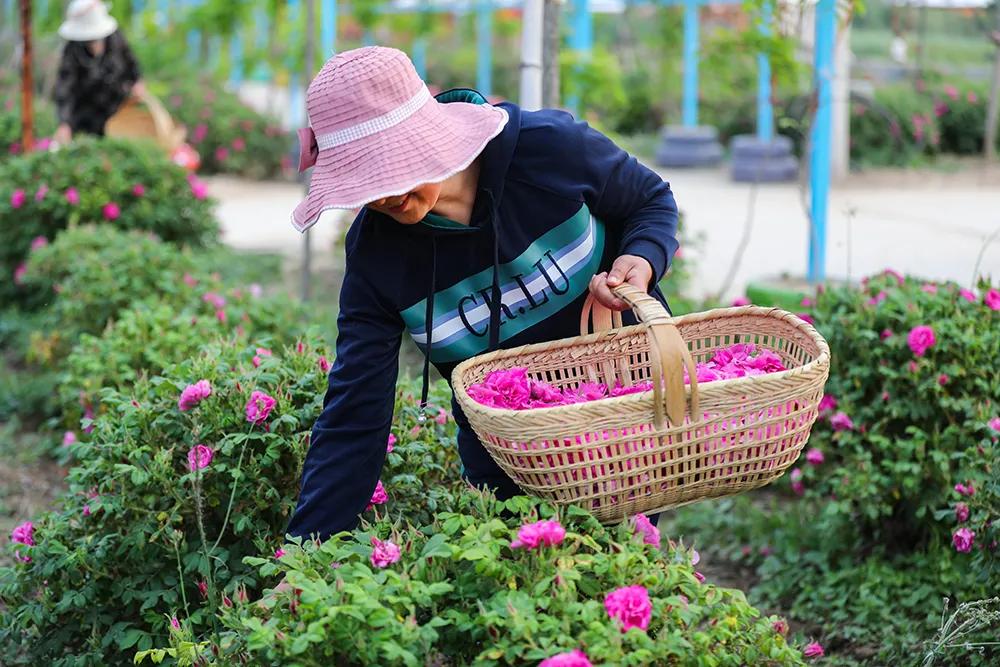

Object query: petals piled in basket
[467,343,787,410]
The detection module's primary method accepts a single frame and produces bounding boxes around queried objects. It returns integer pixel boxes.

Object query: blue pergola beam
[322,0,338,60]
[681,0,698,127]
[809,0,835,284]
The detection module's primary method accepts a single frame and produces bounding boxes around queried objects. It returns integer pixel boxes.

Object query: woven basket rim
[451,305,830,419]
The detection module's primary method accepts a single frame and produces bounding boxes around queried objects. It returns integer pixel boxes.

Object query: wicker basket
[451,283,831,523]
[106,94,186,151]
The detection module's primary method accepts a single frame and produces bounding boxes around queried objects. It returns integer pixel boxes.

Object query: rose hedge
[159,76,291,180]
[146,493,806,667]
[795,272,999,562]
[0,137,218,307]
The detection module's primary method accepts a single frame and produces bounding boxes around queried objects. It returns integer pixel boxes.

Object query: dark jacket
[53,30,141,135]
[286,91,679,541]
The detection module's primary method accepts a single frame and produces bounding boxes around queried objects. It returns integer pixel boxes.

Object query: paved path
[206,161,1000,302]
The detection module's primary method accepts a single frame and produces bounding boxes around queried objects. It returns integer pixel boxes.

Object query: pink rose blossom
[215,147,229,161]
[953,527,975,553]
[232,137,246,151]
[215,309,226,323]
[907,325,935,357]
[880,329,894,340]
[387,433,396,452]
[170,616,180,629]
[954,483,975,497]
[632,513,660,546]
[409,424,421,437]
[943,84,959,101]
[252,347,272,367]
[249,283,263,298]
[245,390,276,424]
[937,374,949,386]
[193,124,208,142]
[190,179,208,200]
[830,411,854,431]
[318,356,331,373]
[187,444,213,472]
[435,408,449,425]
[370,537,401,568]
[65,187,80,205]
[801,296,814,307]
[13,263,27,285]
[818,395,837,413]
[604,585,652,632]
[102,202,120,221]
[806,448,824,465]
[985,289,1000,311]
[797,312,816,325]
[12,521,34,546]
[959,288,977,303]
[693,571,706,583]
[510,520,566,550]
[540,650,593,667]
[908,360,919,373]
[62,431,76,446]
[967,91,978,103]
[772,619,789,635]
[83,505,91,517]
[34,184,48,201]
[955,502,969,523]
[921,283,938,294]
[989,417,1000,432]
[790,468,804,495]
[731,296,751,306]
[10,189,26,208]
[30,236,48,251]
[367,480,388,510]
[275,548,286,559]
[882,391,890,402]
[866,290,888,307]
[197,580,208,597]
[132,184,146,197]
[803,642,825,658]
[202,292,226,309]
[178,379,212,411]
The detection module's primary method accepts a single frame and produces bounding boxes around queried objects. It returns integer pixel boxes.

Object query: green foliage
[154,493,806,666]
[0,96,58,158]
[0,138,218,307]
[0,339,325,666]
[23,227,197,341]
[799,272,999,558]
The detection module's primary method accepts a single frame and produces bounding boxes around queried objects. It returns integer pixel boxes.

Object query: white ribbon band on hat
[315,85,431,151]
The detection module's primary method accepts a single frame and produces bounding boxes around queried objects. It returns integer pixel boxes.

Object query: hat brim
[59,17,118,42]
[291,100,509,233]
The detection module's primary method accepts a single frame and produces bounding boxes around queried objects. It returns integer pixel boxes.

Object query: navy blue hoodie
[286,91,679,540]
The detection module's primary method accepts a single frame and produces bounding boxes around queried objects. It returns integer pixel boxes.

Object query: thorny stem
[210,431,254,554]
[173,537,191,621]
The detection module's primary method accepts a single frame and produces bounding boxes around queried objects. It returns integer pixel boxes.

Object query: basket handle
[580,284,700,429]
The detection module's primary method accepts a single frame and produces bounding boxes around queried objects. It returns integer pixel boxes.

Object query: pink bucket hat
[291,46,509,232]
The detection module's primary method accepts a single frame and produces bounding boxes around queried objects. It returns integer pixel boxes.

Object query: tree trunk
[984,7,1000,161]
[542,0,561,109]
[19,0,33,152]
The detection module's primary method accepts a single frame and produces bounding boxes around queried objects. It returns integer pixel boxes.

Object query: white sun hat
[58,0,119,42]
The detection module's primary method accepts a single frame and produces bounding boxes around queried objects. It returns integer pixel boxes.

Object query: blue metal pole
[682,0,699,127]
[289,0,304,127]
[476,0,492,97]
[413,38,428,79]
[809,0,835,284]
[230,32,244,88]
[568,0,592,113]
[756,2,773,142]
[363,30,374,46]
[321,0,337,60]
[186,0,200,63]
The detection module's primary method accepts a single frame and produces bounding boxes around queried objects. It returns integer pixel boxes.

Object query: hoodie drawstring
[486,192,502,352]
[419,234,438,418]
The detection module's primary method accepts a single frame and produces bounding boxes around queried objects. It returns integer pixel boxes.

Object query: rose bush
[143,493,807,666]
[0,137,218,307]
[159,75,291,180]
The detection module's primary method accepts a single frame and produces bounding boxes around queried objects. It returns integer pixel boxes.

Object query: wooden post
[19,0,33,153]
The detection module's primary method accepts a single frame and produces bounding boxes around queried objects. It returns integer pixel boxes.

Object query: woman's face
[367,182,442,224]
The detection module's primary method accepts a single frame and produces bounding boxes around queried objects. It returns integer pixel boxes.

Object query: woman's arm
[285,243,404,542]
